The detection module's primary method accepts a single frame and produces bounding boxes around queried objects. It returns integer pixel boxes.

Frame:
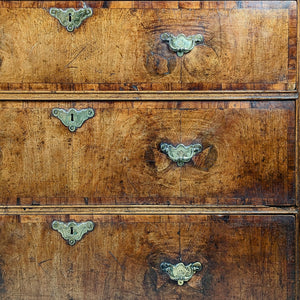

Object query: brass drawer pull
[52,220,94,245]
[52,108,95,132]
[160,143,202,166]
[49,3,93,32]
[161,33,204,57]
[161,262,202,286]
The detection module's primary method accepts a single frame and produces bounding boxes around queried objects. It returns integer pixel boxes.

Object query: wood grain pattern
[0,1,296,91]
[0,101,295,206]
[0,214,295,299]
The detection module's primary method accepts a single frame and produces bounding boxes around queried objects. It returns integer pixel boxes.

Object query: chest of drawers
[0,1,298,299]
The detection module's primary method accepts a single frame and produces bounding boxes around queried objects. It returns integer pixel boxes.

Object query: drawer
[0,101,295,206]
[0,1,296,91]
[0,214,295,299]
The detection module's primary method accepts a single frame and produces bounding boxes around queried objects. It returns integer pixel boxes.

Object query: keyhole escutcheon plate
[52,108,95,132]
[49,5,93,32]
[52,220,94,245]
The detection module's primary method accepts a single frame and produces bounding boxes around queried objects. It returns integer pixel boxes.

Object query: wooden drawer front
[0,214,295,299]
[0,1,296,91]
[0,101,295,206]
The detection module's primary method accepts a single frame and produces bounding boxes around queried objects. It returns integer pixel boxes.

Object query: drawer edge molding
[0,205,297,216]
[0,91,297,101]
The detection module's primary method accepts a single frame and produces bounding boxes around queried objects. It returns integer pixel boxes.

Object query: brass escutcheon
[52,220,94,245]
[161,262,202,286]
[49,3,93,32]
[161,33,204,57]
[160,143,203,167]
[52,108,95,132]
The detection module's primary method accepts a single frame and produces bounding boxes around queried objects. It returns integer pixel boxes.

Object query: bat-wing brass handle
[160,262,202,285]
[160,143,202,166]
[161,33,204,57]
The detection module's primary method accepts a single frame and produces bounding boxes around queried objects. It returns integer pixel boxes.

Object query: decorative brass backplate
[52,220,94,245]
[52,108,95,132]
[161,33,204,57]
[160,143,202,166]
[160,262,202,286]
[49,4,93,32]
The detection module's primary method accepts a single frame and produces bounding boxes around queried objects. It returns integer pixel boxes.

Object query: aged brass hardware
[52,108,95,132]
[160,262,202,286]
[51,220,94,245]
[161,33,204,57]
[160,143,202,166]
[49,3,93,32]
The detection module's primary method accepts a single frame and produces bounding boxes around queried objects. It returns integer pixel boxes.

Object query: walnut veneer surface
[0,1,298,299]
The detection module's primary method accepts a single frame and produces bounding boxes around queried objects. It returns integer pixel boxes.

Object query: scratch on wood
[38,259,52,275]
[109,251,125,271]
[38,258,52,266]
[127,176,139,194]
[28,42,38,55]
[64,45,88,69]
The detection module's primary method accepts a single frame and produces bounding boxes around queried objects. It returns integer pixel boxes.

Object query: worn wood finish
[0,101,295,205]
[0,1,298,298]
[0,1,296,91]
[0,214,295,300]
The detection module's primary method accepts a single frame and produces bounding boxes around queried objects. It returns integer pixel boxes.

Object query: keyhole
[70,226,73,235]
[69,13,72,22]
[71,113,74,122]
